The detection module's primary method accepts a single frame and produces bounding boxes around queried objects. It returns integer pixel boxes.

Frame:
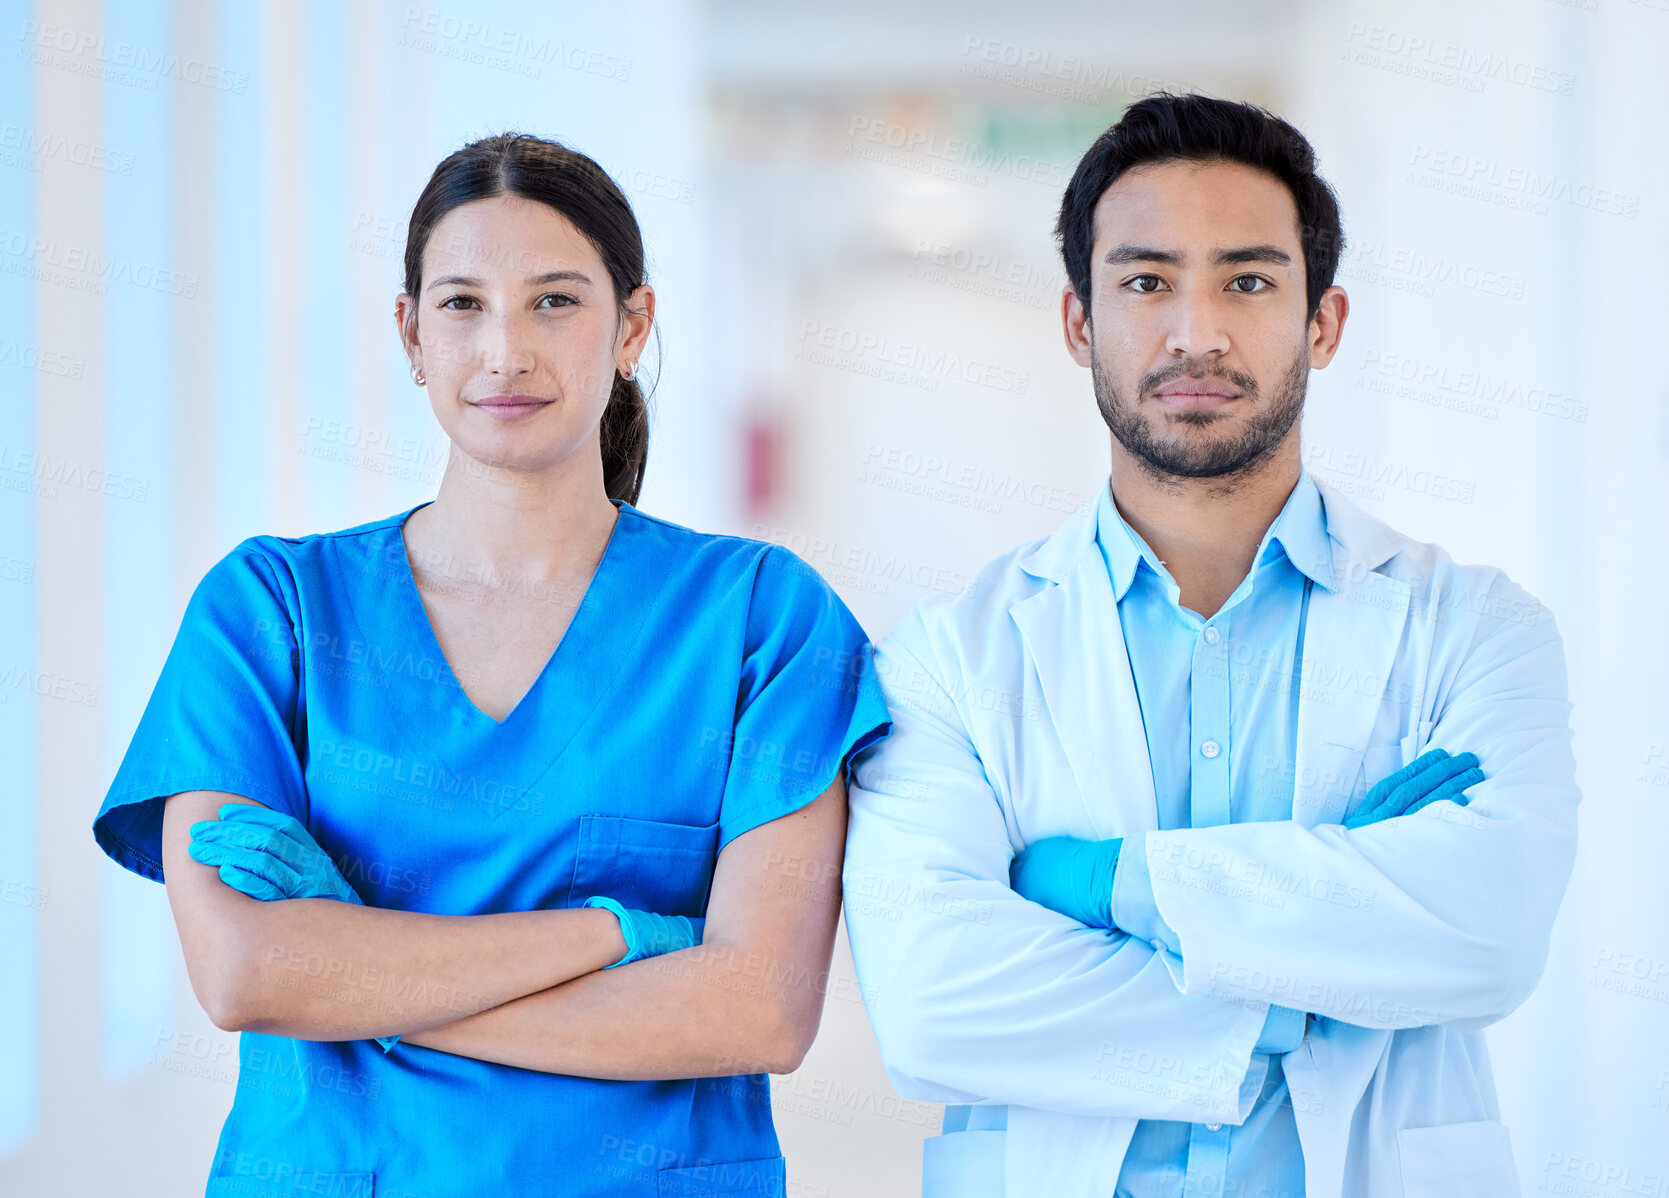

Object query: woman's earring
[411,365,425,386]
[620,361,636,381]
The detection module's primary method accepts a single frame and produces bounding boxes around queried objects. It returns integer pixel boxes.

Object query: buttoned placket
[1098,476,1327,1198]
[1170,577,1238,1197]
[1176,564,1306,1198]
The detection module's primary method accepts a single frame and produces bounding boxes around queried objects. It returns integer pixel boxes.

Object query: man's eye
[1128,275,1165,294]
[1229,275,1270,293]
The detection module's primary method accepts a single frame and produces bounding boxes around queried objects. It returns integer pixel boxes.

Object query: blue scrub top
[93,499,892,1198]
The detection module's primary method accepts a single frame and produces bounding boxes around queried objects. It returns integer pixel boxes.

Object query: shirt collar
[1094,469,1336,602]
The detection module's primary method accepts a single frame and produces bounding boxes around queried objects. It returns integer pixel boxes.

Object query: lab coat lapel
[1289,484,1413,827]
[1283,482,1414,1194]
[1008,507,1158,841]
[1283,1022,1391,1198]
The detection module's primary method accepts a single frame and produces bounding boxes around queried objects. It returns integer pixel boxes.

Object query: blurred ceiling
[704,0,1306,88]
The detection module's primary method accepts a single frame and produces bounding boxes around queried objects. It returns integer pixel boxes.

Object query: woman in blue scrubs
[92,132,891,1197]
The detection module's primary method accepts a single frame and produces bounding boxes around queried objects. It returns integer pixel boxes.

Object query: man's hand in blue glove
[1343,748,1483,830]
[1008,835,1124,928]
[188,802,363,904]
[583,896,704,967]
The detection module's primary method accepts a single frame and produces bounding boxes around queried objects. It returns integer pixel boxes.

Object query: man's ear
[1307,284,1349,369]
[1062,286,1093,368]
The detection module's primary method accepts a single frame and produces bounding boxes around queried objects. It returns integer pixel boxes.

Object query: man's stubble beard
[1091,336,1311,493]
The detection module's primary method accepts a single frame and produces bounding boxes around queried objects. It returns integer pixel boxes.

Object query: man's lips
[1151,381,1243,409]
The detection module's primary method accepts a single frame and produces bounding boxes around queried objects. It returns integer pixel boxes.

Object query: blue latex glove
[583,896,705,967]
[1343,748,1483,830]
[188,804,401,1052]
[1008,835,1124,928]
[188,803,363,905]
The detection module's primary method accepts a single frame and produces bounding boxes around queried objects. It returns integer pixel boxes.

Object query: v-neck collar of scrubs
[389,498,643,732]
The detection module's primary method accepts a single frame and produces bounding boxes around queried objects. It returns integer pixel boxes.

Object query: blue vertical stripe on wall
[0,0,38,1157]
[214,0,266,544]
[99,0,176,1079]
[304,0,350,529]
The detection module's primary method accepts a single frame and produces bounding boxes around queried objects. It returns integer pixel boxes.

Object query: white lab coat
[842,477,1579,1198]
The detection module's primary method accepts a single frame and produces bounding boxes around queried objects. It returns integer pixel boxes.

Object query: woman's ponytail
[600,369,650,505]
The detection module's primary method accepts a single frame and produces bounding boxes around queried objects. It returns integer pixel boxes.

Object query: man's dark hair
[1055,92,1345,322]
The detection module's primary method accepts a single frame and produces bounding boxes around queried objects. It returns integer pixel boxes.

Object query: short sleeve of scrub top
[94,538,308,881]
[716,544,892,852]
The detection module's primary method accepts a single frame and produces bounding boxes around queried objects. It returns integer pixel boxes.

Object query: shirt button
[1206,1122,1222,1132]
[1203,626,1220,644]
[1150,938,1166,952]
[1200,740,1221,759]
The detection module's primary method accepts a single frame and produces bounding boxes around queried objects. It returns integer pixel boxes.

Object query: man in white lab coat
[841,92,1579,1198]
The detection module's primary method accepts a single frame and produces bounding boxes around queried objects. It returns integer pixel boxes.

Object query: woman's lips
[472,396,551,420]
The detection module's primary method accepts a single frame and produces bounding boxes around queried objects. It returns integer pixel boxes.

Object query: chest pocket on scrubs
[568,813,720,916]
[208,1169,372,1197]
[659,1154,786,1196]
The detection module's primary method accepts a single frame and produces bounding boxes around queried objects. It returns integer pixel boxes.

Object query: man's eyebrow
[1213,244,1292,267]
[426,269,594,291]
[1102,244,1294,267]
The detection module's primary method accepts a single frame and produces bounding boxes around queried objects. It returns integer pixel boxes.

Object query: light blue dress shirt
[1096,470,1336,1198]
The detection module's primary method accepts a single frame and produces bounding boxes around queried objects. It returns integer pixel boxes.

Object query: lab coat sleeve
[1115,829,1314,1051]
[1141,573,1579,1029]
[842,610,1272,1125]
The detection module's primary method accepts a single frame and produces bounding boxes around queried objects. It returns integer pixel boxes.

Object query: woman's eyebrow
[426,269,595,291]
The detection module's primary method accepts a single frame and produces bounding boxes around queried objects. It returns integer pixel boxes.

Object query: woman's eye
[1229,275,1270,293]
[437,293,576,311]
[1127,275,1166,294]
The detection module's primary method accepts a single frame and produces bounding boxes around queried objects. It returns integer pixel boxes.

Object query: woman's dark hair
[1055,92,1345,323]
[402,131,654,505]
